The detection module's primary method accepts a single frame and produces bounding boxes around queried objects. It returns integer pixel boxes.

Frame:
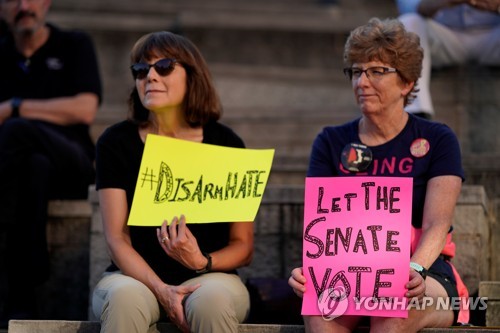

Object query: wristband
[195,252,212,274]
[11,97,22,118]
[410,261,428,280]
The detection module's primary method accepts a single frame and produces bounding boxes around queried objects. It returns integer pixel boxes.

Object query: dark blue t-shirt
[307,114,464,228]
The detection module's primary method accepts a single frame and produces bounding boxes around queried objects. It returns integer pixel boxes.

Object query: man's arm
[14,93,98,125]
[0,92,99,125]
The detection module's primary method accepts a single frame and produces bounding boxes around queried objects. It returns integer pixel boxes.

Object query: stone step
[0,200,92,321]
[90,64,500,162]
[480,281,500,326]
[48,0,500,159]
[49,0,397,33]
[6,320,500,333]
[47,0,500,156]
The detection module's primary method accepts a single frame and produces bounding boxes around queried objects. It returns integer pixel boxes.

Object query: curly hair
[343,17,423,106]
[128,31,221,127]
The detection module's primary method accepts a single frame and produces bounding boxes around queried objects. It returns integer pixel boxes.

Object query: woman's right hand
[156,283,200,333]
[288,267,307,298]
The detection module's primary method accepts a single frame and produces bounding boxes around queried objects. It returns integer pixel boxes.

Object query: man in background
[0,0,102,326]
[397,0,500,119]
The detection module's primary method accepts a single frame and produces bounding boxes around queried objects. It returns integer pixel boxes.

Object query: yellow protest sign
[127,134,275,226]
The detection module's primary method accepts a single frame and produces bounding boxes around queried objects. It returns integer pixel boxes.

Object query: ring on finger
[161,236,169,243]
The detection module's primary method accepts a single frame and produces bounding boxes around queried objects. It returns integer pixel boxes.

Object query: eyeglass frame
[130,58,178,80]
[343,66,398,81]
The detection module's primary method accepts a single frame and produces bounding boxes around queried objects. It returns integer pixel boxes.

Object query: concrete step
[6,320,500,333]
[50,0,398,33]
[7,321,307,333]
[480,281,500,326]
[48,0,500,160]
[0,200,92,321]
[90,64,500,160]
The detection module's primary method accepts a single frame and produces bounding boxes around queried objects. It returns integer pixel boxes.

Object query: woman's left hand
[405,269,426,300]
[156,215,207,270]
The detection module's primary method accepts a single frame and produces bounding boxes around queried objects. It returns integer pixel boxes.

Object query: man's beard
[13,10,38,35]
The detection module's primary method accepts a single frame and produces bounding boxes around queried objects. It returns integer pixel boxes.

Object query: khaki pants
[398,13,500,116]
[92,271,250,333]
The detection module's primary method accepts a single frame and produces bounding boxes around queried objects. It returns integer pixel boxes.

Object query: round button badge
[410,138,430,158]
[341,143,373,172]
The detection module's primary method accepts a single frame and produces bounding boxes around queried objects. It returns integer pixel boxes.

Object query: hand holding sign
[156,215,207,271]
[302,177,413,318]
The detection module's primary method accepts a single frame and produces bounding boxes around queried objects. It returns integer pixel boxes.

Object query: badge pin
[341,143,373,172]
[410,138,430,158]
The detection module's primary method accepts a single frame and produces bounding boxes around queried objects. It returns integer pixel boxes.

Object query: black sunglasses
[130,58,177,80]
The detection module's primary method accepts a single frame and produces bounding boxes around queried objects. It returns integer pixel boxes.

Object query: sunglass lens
[154,59,175,76]
[131,63,149,79]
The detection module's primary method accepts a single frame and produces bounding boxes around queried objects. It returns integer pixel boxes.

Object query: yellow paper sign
[127,134,275,226]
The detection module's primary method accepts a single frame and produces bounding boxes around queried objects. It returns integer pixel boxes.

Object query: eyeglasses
[130,58,177,80]
[343,66,398,81]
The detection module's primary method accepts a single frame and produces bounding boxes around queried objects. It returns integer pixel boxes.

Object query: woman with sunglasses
[91,31,253,333]
[288,18,468,331]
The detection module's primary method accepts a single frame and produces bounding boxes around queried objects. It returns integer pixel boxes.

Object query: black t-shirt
[96,119,245,285]
[0,23,102,160]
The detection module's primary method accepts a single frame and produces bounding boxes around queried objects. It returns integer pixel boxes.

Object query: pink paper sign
[302,176,413,318]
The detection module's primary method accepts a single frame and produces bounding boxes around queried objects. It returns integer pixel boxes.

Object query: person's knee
[0,118,38,157]
[0,118,34,139]
[95,278,159,323]
[185,287,237,326]
[187,288,233,316]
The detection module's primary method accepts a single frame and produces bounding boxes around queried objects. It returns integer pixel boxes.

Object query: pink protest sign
[302,177,412,318]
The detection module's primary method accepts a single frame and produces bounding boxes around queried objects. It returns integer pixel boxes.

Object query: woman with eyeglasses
[288,18,468,331]
[91,31,253,333]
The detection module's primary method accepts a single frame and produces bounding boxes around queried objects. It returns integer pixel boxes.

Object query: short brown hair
[128,31,221,126]
[343,17,423,106]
